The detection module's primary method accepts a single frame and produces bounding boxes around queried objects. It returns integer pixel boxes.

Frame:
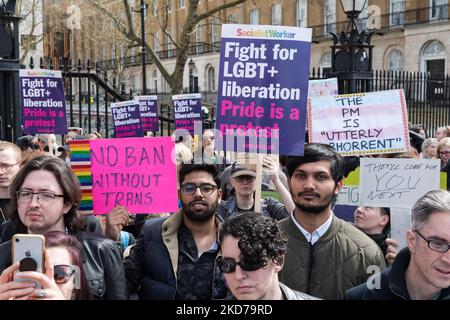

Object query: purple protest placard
[137,95,159,132]
[20,69,68,134]
[111,100,144,138]
[173,93,202,135]
[214,24,312,156]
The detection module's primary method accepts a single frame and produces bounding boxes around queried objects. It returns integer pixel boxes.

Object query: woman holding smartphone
[0,231,89,300]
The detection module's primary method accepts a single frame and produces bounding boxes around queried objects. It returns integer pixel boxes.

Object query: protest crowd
[0,24,449,302]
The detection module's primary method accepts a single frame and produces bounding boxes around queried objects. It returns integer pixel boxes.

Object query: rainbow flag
[69,140,93,213]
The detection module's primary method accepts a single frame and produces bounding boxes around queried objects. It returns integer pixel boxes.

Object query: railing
[311,4,449,40]
[22,56,450,141]
[97,42,221,70]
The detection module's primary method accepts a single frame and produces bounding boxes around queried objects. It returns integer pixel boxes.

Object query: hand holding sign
[105,205,130,242]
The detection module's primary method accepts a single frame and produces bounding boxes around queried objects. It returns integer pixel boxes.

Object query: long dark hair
[9,156,83,234]
[44,231,91,300]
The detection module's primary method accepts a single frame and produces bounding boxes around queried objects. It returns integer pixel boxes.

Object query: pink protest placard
[90,137,178,214]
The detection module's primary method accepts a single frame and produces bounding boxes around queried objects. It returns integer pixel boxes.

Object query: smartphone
[11,234,45,289]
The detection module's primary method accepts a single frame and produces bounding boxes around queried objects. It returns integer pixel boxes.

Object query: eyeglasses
[217,256,267,273]
[53,265,76,284]
[234,175,256,183]
[439,151,450,156]
[17,190,64,203]
[0,162,18,173]
[181,183,218,196]
[415,230,450,253]
[203,136,215,141]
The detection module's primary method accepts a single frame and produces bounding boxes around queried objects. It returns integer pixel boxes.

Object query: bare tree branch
[196,0,247,23]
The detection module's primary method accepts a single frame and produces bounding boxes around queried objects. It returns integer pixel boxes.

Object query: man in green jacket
[279,143,386,299]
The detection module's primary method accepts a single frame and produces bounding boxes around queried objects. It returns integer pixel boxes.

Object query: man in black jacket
[346,190,450,300]
[0,156,127,300]
[124,163,228,300]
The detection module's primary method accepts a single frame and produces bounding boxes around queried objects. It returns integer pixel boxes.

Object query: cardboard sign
[20,69,68,134]
[111,100,144,138]
[137,95,159,132]
[360,158,441,209]
[336,186,360,206]
[308,89,410,156]
[308,78,338,98]
[172,93,202,135]
[90,137,178,214]
[215,24,312,156]
[390,208,411,251]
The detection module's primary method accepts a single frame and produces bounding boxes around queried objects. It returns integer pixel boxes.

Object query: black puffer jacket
[0,231,128,300]
[346,248,450,300]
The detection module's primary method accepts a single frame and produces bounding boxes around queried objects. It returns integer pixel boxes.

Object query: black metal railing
[97,42,221,71]
[311,4,449,40]
[21,57,450,142]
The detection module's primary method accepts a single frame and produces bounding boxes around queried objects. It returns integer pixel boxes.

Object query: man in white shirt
[278,143,386,299]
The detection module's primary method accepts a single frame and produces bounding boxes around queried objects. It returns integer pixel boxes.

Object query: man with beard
[278,143,386,299]
[124,164,228,299]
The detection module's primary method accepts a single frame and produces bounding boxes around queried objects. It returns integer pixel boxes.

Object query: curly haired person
[218,212,319,300]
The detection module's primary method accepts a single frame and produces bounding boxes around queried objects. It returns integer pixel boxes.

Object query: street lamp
[340,0,367,31]
[330,0,373,93]
[0,0,22,142]
[188,58,195,93]
[139,0,147,95]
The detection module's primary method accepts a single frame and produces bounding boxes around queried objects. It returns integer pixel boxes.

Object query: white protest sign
[308,78,338,98]
[390,208,411,251]
[336,185,360,206]
[360,158,441,209]
[308,89,409,156]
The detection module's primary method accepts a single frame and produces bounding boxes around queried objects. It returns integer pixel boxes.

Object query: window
[153,32,159,51]
[324,0,336,34]
[102,46,107,61]
[387,49,405,71]
[228,14,238,24]
[162,77,170,92]
[152,70,158,93]
[153,0,158,16]
[120,45,125,64]
[357,1,369,31]
[195,24,201,43]
[211,18,219,43]
[271,4,282,26]
[390,0,405,26]
[249,9,259,25]
[206,65,215,91]
[430,0,448,21]
[131,75,137,93]
[179,0,184,9]
[166,31,174,51]
[128,0,136,17]
[130,47,136,63]
[296,0,307,27]
[111,43,116,60]
[319,52,332,68]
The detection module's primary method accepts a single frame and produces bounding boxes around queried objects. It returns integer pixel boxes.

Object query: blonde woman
[437,137,450,168]
[419,138,438,159]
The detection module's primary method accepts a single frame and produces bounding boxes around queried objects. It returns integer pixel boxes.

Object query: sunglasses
[53,264,76,284]
[217,256,266,273]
